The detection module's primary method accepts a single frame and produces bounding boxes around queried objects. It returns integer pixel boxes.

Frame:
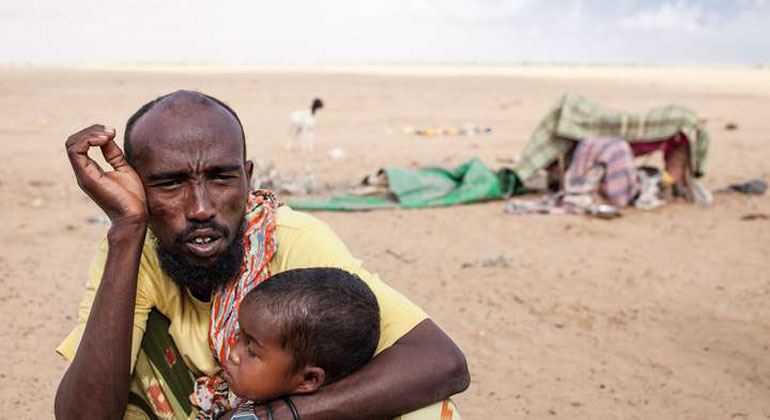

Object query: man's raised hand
[65,124,147,226]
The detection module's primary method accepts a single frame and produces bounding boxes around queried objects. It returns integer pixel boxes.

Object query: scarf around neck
[208,189,279,366]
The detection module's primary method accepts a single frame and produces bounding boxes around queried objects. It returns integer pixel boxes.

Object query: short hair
[241,268,380,384]
[123,90,246,166]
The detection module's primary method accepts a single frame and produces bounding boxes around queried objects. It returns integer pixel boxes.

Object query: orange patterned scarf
[208,190,280,365]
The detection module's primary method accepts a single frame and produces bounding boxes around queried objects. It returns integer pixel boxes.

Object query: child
[196,267,380,419]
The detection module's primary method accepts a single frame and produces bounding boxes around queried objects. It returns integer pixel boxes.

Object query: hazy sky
[2,0,769,65]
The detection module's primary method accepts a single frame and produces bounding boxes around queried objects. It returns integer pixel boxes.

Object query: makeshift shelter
[511,92,710,188]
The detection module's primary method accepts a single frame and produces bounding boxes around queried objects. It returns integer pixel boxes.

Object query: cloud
[620,2,709,31]
[0,0,768,64]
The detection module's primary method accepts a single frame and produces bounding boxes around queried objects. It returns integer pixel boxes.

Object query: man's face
[128,100,253,297]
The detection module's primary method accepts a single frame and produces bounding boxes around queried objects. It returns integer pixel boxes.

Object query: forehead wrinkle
[149,142,242,175]
[153,94,244,141]
[130,105,245,173]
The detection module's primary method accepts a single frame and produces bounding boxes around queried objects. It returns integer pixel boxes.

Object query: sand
[1,65,769,419]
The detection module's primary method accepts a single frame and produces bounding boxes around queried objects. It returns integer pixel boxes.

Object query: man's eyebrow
[206,164,242,173]
[147,164,242,181]
[147,170,188,181]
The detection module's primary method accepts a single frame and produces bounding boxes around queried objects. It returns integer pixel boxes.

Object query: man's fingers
[69,124,113,141]
[65,125,115,148]
[66,134,115,184]
[100,138,131,172]
[67,133,111,159]
[66,127,116,156]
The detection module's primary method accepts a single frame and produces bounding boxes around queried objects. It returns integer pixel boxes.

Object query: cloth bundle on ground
[511,92,710,188]
[505,137,664,217]
[563,137,639,207]
[289,158,524,211]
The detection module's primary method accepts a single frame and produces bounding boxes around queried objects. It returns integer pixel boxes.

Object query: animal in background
[288,98,324,152]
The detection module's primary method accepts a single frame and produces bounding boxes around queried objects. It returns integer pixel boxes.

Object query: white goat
[288,98,323,152]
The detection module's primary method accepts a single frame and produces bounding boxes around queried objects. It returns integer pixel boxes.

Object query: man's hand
[56,125,149,419]
[65,124,147,225]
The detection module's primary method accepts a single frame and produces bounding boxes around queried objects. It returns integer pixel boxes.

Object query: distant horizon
[3,60,768,69]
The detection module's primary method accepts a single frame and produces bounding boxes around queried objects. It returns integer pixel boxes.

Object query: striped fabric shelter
[512,92,710,187]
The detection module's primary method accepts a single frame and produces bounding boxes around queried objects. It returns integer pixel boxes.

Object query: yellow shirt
[57,207,427,377]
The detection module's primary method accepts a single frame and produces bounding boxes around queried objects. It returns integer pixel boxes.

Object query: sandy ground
[1,65,769,419]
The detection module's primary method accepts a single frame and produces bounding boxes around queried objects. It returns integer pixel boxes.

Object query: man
[55,90,469,419]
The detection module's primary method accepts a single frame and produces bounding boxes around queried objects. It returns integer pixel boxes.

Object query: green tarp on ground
[289,158,523,211]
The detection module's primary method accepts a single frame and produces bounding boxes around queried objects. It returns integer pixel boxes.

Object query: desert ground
[1,65,769,419]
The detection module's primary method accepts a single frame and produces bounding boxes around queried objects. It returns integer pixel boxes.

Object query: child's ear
[291,366,326,395]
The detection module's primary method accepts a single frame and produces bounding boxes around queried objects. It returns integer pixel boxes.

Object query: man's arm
[55,125,149,419]
[256,319,470,420]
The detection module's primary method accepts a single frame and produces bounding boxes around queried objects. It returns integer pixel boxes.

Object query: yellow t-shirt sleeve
[271,209,428,353]
[56,239,156,373]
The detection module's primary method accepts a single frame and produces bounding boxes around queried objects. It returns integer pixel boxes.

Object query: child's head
[223,267,380,402]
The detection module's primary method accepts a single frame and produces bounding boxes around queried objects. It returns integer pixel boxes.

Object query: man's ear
[291,366,325,395]
[244,160,254,186]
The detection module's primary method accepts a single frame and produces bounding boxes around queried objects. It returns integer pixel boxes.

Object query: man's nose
[185,183,215,222]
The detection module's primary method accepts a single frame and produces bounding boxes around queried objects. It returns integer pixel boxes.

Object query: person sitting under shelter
[511,92,711,201]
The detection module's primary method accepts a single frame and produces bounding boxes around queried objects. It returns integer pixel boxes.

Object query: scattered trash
[717,179,767,195]
[385,249,416,264]
[480,255,514,268]
[462,255,514,269]
[402,124,492,138]
[589,204,621,219]
[634,167,666,210]
[741,213,769,221]
[691,179,714,206]
[724,122,738,131]
[88,214,110,225]
[251,160,323,196]
[505,195,568,216]
[505,194,621,219]
[328,147,346,160]
[28,180,54,188]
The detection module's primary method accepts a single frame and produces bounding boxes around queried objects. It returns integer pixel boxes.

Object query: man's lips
[183,229,224,259]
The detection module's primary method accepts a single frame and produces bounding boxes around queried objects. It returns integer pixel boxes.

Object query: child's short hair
[241,267,380,383]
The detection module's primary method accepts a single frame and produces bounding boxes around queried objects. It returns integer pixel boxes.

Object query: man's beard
[155,219,246,301]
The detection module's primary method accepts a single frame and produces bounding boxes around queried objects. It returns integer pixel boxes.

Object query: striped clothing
[512,92,710,187]
[564,137,638,207]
